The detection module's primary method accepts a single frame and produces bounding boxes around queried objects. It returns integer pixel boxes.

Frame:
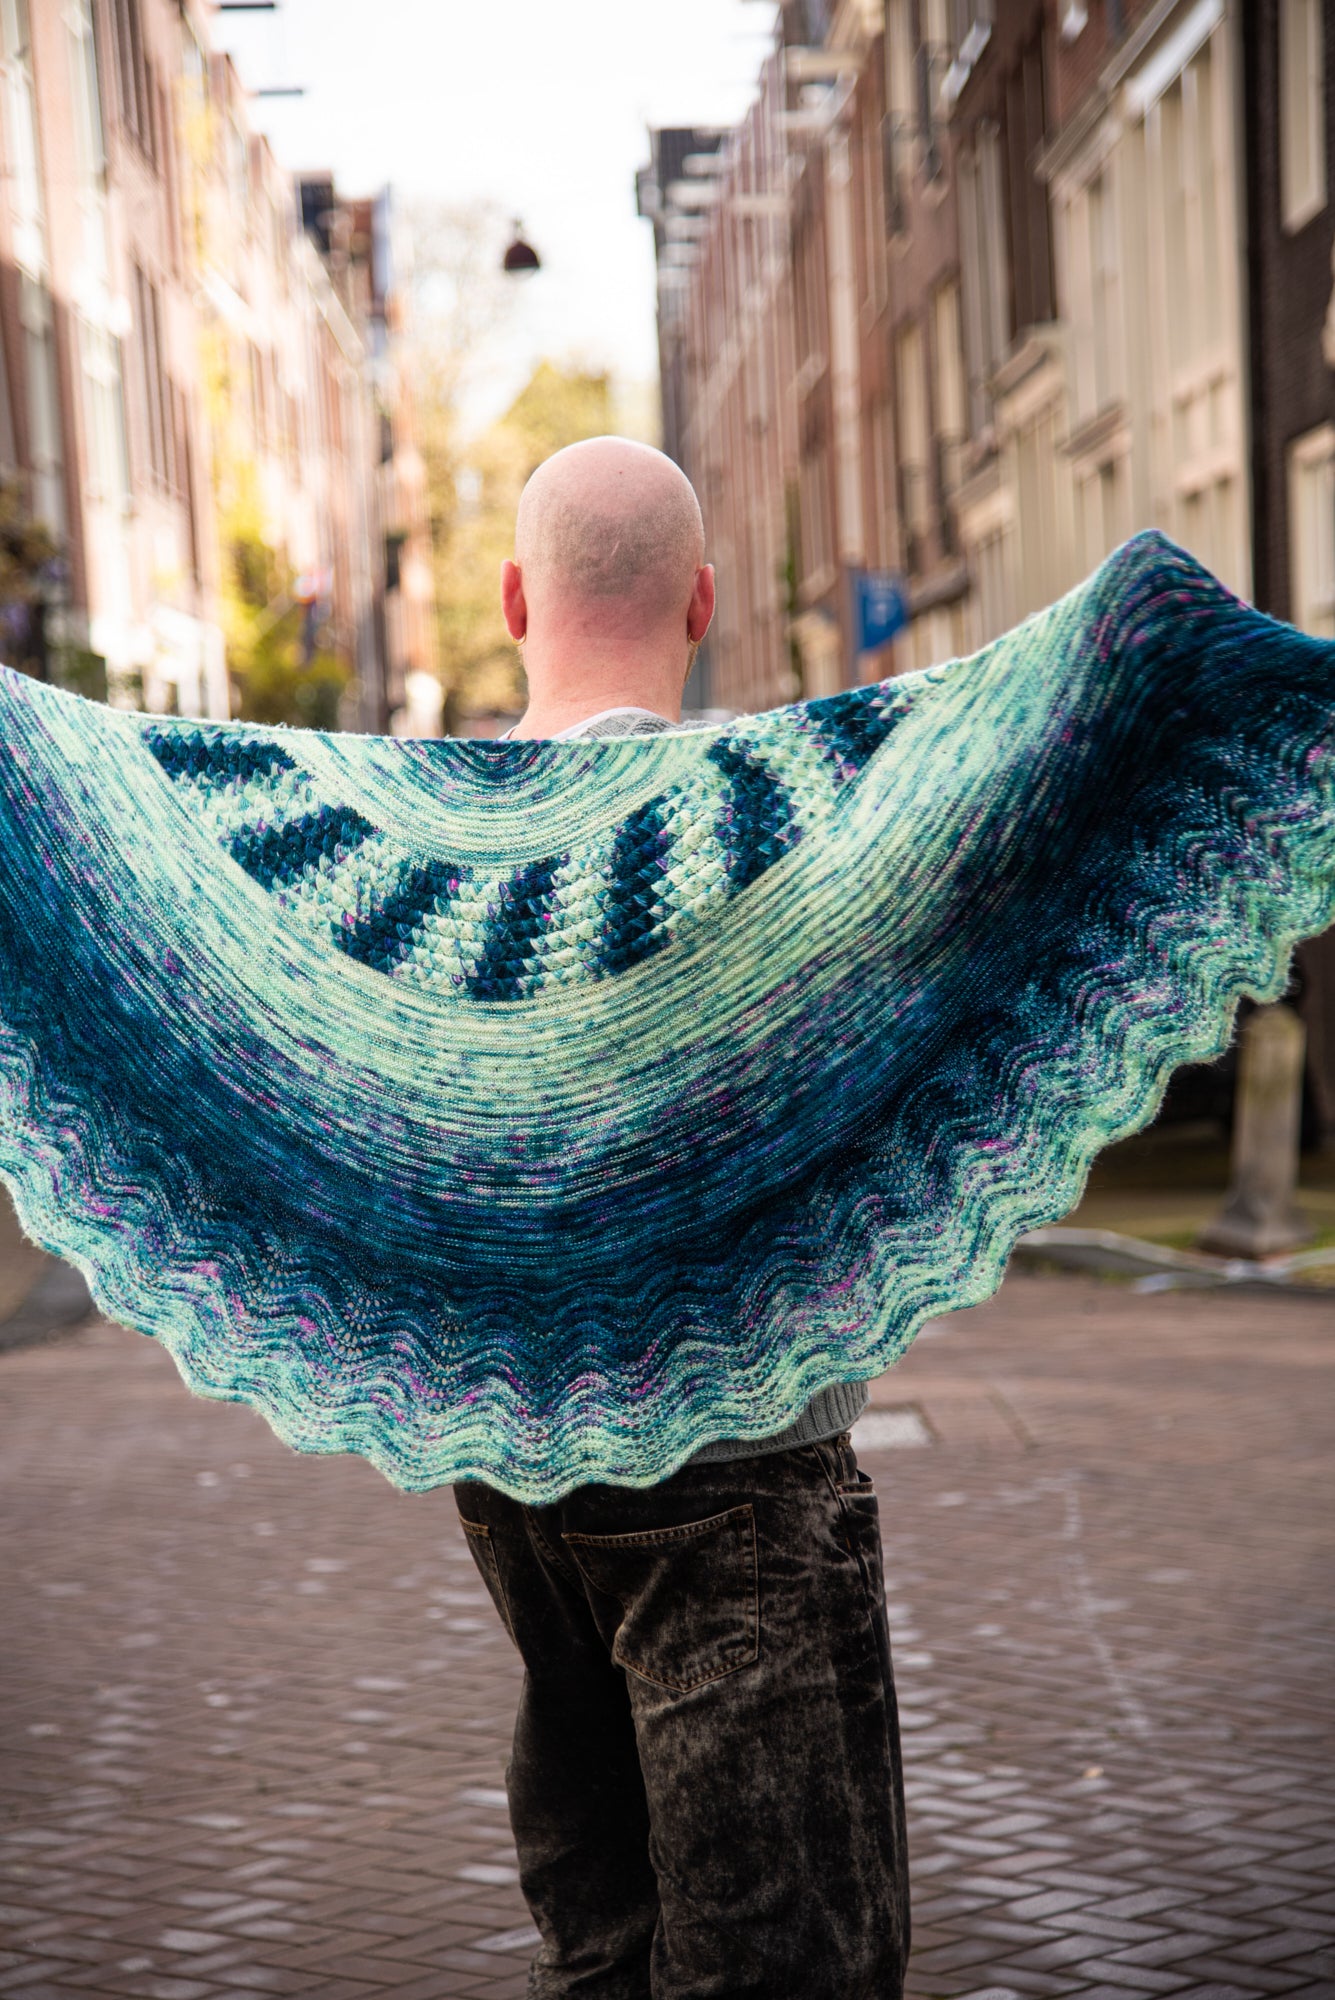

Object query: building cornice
[989,326,1065,403]
[1101,0,1207,96]
[1037,0,1221,184]
[1036,82,1110,185]
[1061,401,1130,468]
[908,558,971,616]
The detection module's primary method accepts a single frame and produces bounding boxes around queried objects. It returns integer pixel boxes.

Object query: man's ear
[688,563,715,643]
[501,559,527,642]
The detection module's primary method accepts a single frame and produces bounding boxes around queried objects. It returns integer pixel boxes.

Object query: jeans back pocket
[457,1517,517,1644]
[563,1504,759,1694]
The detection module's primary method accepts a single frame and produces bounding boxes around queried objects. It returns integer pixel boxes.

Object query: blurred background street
[2,0,1335,1993]
[1,1270,1332,2000]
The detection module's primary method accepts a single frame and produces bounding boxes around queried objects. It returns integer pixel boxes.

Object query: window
[859,104,886,311]
[885,0,914,126]
[131,264,174,490]
[1288,424,1335,636]
[1193,42,1221,328]
[971,521,1014,647]
[1075,456,1127,572]
[922,0,951,54]
[1068,164,1123,423]
[932,281,966,439]
[932,280,966,497]
[1280,0,1327,231]
[917,1,949,180]
[1179,471,1237,582]
[978,122,1009,357]
[182,18,206,98]
[177,393,201,585]
[110,0,153,160]
[1154,41,1225,374]
[270,194,289,297]
[957,121,1008,433]
[66,0,106,187]
[1,0,47,279]
[225,116,248,229]
[895,318,931,558]
[158,80,181,271]
[801,442,834,586]
[1088,170,1118,409]
[1014,401,1065,615]
[1131,15,1248,588]
[871,395,897,568]
[78,316,129,507]
[322,344,344,455]
[249,342,267,448]
[19,275,65,536]
[1005,32,1055,329]
[883,0,914,230]
[899,600,964,674]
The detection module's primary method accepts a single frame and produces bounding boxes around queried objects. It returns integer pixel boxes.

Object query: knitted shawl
[1,529,1331,1500]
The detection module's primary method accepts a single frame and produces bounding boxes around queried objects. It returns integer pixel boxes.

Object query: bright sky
[214,0,778,435]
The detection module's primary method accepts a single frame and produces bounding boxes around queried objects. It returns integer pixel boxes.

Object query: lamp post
[502,221,541,274]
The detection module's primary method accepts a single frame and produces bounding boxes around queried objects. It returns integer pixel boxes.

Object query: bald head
[501,436,714,735]
[514,437,704,627]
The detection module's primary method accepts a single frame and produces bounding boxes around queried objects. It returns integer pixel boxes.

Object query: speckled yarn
[0,529,1332,1500]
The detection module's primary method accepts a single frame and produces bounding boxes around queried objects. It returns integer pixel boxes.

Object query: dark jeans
[453,1432,911,1999]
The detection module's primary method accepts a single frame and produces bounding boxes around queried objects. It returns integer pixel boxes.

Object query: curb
[1014,1225,1335,1296]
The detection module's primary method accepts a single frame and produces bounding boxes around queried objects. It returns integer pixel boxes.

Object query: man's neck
[511,693,681,741]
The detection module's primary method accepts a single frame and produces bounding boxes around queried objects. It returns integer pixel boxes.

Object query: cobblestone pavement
[1,1271,1332,2000]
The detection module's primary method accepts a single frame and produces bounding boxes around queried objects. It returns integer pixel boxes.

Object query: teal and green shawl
[1,530,1331,1499]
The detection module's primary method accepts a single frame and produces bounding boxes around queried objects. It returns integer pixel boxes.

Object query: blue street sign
[852,568,909,653]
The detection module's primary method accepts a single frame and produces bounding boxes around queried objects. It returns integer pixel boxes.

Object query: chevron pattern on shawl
[0,529,1331,1499]
[138,687,870,999]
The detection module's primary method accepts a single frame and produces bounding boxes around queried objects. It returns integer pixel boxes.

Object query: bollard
[1198,1002,1313,1258]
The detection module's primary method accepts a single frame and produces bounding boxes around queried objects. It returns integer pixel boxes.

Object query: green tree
[429,362,614,726]
[402,202,635,726]
[220,482,349,729]
[0,479,60,680]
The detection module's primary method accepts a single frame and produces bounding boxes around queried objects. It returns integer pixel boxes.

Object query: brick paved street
[1,1270,1332,2000]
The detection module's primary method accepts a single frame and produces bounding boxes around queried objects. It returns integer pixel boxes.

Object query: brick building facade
[0,0,434,727]
[639,81,799,713]
[642,0,1335,1138]
[643,0,1261,687]
[1243,0,1335,631]
[1241,0,1335,1137]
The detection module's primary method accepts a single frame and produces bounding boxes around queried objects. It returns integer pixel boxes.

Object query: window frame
[1279,0,1327,232]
